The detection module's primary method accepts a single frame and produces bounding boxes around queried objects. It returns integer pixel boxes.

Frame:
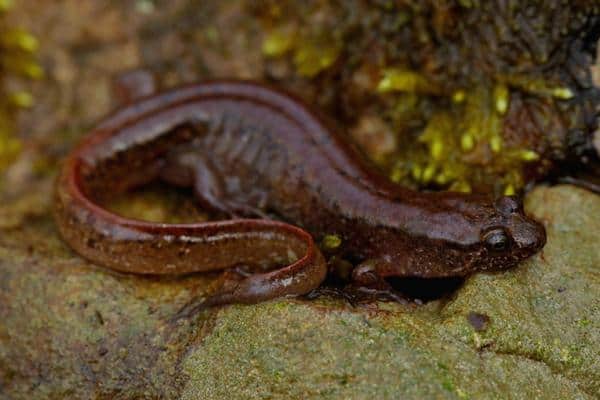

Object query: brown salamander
[54,80,546,307]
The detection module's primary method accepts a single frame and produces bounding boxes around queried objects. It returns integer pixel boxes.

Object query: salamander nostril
[513,222,546,251]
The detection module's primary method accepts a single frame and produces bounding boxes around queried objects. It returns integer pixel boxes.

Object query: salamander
[54,80,546,307]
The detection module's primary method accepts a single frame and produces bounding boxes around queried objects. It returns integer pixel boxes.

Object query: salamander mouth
[477,250,533,272]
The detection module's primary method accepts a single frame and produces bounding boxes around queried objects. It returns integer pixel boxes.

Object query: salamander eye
[483,229,510,252]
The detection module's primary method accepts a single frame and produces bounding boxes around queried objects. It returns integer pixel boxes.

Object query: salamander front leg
[350,260,408,304]
[161,151,266,218]
[192,156,270,219]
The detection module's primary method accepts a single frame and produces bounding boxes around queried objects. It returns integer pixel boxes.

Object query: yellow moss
[422,164,436,183]
[293,39,340,77]
[551,87,574,100]
[0,0,12,12]
[0,2,42,174]
[258,5,566,195]
[460,133,474,152]
[390,93,420,126]
[420,113,453,154]
[489,135,502,153]
[502,75,574,100]
[452,90,466,103]
[519,149,540,161]
[384,78,547,193]
[1,28,38,52]
[411,164,423,181]
[503,184,516,196]
[493,83,509,114]
[457,0,476,8]
[2,56,43,79]
[0,134,21,170]
[9,91,33,108]
[390,167,406,183]
[429,140,445,161]
[435,172,450,185]
[322,234,342,249]
[450,180,471,193]
[262,29,295,57]
[377,68,439,94]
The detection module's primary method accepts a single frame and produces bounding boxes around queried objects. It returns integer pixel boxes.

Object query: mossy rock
[0,184,598,399]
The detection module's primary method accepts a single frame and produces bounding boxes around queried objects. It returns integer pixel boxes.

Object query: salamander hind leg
[172,229,328,321]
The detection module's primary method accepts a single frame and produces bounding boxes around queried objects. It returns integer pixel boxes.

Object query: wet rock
[0,185,597,399]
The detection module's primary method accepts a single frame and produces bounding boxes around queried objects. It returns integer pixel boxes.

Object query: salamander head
[378,194,546,278]
[457,195,546,273]
[479,196,546,269]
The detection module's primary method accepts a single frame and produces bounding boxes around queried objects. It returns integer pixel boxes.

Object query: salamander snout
[488,195,546,257]
[508,215,546,253]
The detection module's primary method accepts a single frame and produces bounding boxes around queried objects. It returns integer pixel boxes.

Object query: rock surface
[0,184,598,399]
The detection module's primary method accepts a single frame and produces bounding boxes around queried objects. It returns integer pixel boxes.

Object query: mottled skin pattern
[54,81,546,306]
